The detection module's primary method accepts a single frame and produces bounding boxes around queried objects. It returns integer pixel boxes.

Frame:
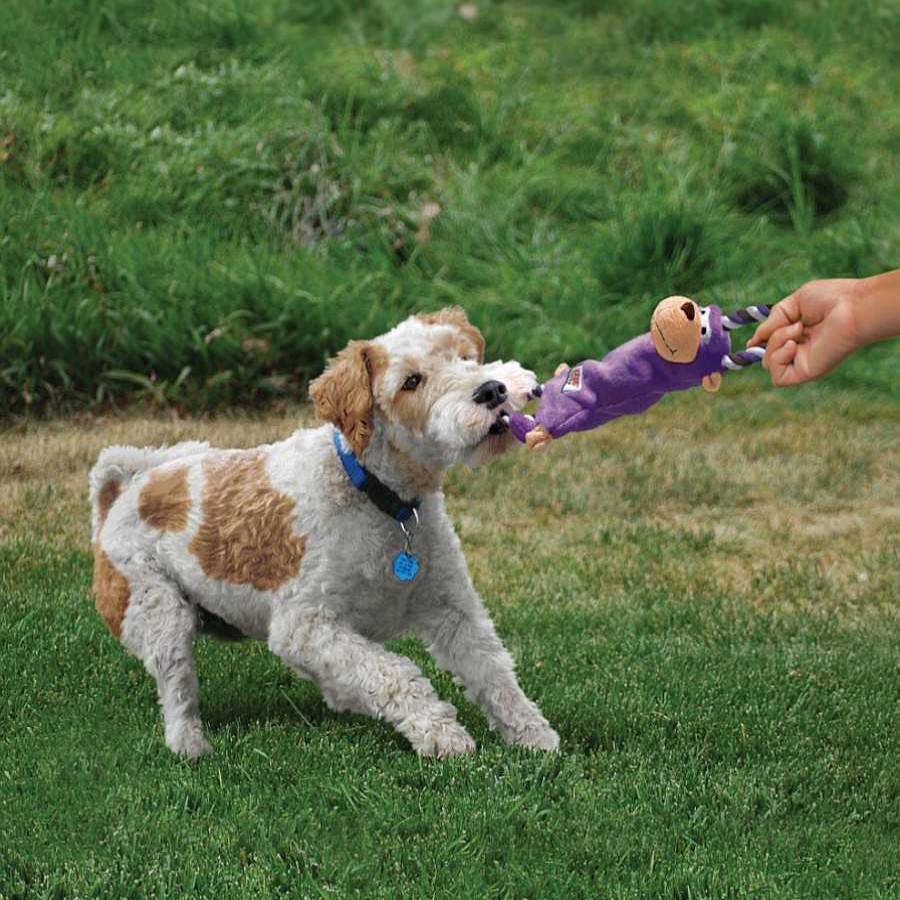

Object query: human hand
[747,279,864,386]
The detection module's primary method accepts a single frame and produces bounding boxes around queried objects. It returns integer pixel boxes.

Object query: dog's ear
[309,340,388,457]
[418,306,485,363]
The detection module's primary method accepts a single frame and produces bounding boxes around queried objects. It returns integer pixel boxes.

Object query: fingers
[761,320,804,370]
[747,293,801,347]
[767,338,805,386]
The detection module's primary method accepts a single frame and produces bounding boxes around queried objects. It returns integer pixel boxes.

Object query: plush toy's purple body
[507,301,767,445]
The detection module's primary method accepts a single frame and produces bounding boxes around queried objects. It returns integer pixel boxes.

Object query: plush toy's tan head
[650,295,702,363]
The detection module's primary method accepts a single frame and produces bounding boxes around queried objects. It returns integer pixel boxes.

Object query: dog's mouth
[477,382,542,443]
[472,409,510,446]
[488,411,509,436]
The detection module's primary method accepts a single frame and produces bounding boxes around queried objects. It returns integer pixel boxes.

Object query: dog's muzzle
[474,380,510,434]
[473,380,508,410]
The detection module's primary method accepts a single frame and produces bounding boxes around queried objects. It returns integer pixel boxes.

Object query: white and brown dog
[90,308,559,759]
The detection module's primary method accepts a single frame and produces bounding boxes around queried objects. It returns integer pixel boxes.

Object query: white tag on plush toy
[562,366,583,393]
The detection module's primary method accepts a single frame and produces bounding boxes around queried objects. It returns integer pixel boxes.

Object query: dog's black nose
[473,380,508,409]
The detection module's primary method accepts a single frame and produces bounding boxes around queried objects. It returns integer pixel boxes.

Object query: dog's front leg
[422,605,560,751]
[269,606,475,759]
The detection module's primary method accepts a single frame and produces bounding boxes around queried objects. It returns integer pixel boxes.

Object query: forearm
[852,269,900,347]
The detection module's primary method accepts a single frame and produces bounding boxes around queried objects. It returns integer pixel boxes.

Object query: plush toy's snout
[650,295,702,363]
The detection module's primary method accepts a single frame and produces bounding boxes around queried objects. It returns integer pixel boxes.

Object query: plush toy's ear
[309,340,388,457]
[650,296,702,363]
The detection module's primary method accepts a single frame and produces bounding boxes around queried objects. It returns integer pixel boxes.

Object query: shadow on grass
[728,115,858,231]
[195,655,414,752]
[596,199,729,299]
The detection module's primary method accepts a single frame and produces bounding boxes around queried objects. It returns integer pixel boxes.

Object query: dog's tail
[89,441,209,538]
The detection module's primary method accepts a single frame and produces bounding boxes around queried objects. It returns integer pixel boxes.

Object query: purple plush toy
[506,295,771,450]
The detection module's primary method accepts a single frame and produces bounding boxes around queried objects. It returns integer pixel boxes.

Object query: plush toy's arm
[507,411,538,444]
[507,362,575,444]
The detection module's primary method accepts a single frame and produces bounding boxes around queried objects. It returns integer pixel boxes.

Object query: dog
[90,307,559,759]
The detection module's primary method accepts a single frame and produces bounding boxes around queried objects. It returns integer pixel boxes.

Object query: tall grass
[1,0,897,415]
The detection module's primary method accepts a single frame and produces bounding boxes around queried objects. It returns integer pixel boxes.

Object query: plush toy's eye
[699,307,712,343]
[402,373,423,391]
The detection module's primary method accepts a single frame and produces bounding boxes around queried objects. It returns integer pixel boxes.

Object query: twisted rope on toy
[722,346,766,370]
[720,303,772,371]
[721,304,772,330]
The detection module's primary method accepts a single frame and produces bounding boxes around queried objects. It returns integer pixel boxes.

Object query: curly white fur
[90,311,559,759]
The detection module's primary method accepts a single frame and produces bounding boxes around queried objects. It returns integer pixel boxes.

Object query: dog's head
[309,307,537,469]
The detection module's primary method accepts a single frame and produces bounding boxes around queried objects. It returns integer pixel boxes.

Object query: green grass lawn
[1,395,898,898]
[1,0,898,414]
[2,1,899,896]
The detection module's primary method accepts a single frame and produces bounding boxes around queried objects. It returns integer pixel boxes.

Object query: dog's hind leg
[269,607,475,759]
[119,562,210,759]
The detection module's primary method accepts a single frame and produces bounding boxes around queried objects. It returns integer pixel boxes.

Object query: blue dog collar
[332,429,419,523]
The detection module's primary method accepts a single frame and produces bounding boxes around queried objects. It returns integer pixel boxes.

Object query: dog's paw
[166,724,213,760]
[416,722,476,759]
[513,721,560,752]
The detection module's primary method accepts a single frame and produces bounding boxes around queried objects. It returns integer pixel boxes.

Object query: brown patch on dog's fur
[97,478,122,525]
[417,306,485,363]
[188,453,307,591]
[138,466,191,532]
[389,389,431,434]
[309,341,389,457]
[430,328,483,364]
[93,545,131,638]
[382,356,432,434]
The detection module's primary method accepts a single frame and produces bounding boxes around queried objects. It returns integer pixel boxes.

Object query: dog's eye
[402,373,423,391]
[701,327,707,335]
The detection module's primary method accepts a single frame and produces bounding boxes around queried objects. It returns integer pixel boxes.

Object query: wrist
[847,279,872,349]
[852,269,900,347]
